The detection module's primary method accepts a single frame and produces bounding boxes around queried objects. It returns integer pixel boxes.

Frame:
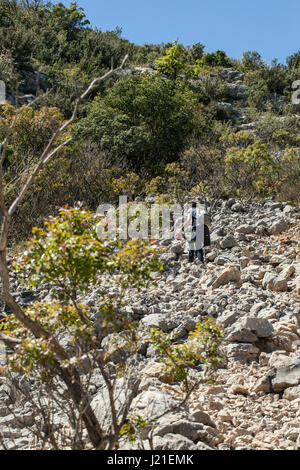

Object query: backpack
[204,225,211,247]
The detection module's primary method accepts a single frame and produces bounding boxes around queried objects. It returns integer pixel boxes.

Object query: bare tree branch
[7,55,128,216]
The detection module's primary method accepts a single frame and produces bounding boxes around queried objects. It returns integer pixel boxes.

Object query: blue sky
[59,0,299,64]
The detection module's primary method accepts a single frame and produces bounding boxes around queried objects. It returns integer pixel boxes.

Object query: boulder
[152,433,199,450]
[279,265,295,281]
[224,343,260,363]
[267,265,295,293]
[265,202,283,210]
[219,69,245,83]
[171,242,185,254]
[257,308,278,320]
[92,385,184,438]
[0,384,14,406]
[283,385,300,401]
[101,334,130,364]
[271,357,300,392]
[131,389,182,422]
[212,266,241,289]
[283,205,294,215]
[155,419,205,441]
[190,410,216,428]
[218,410,232,422]
[236,225,255,235]
[220,235,238,249]
[269,255,285,266]
[262,272,276,290]
[161,238,173,246]
[227,83,249,99]
[269,219,289,235]
[239,257,250,268]
[143,363,166,380]
[262,271,289,292]
[239,317,275,338]
[268,351,291,368]
[252,371,274,394]
[226,325,258,343]
[217,310,239,328]
[229,384,249,395]
[272,277,288,292]
[154,417,220,447]
[91,379,128,432]
[140,314,178,332]
[231,203,244,212]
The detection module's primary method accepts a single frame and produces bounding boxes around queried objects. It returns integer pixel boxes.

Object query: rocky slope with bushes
[0,0,300,451]
[1,1,300,242]
[0,198,299,450]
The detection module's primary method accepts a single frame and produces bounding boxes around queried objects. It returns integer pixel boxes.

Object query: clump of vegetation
[3,207,162,448]
[74,72,198,173]
[224,140,281,198]
[148,318,225,388]
[0,0,299,241]
[1,207,224,448]
[0,0,299,451]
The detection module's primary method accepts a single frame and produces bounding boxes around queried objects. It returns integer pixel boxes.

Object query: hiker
[181,202,211,263]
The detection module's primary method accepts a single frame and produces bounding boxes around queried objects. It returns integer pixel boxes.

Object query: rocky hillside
[0,198,299,450]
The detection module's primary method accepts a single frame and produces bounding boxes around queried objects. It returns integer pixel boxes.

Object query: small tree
[181,143,226,209]
[241,50,265,72]
[0,56,129,449]
[190,43,205,63]
[2,207,161,449]
[155,40,191,81]
[1,207,225,449]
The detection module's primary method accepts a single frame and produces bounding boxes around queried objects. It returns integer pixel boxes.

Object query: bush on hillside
[74,73,198,174]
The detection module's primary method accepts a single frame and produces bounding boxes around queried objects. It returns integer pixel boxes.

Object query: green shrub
[155,40,191,80]
[3,207,162,448]
[287,50,300,70]
[148,318,224,389]
[241,50,265,72]
[245,61,291,111]
[181,143,226,201]
[224,140,281,198]
[253,113,300,149]
[220,130,255,149]
[203,50,233,68]
[276,148,300,202]
[74,73,198,173]
[194,76,230,105]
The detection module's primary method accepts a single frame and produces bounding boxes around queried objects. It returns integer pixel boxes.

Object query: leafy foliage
[148,318,224,388]
[5,206,162,377]
[203,50,233,67]
[241,50,265,72]
[13,207,161,301]
[74,73,198,173]
[155,40,195,80]
[0,207,164,448]
[0,0,299,240]
[287,50,300,70]
[224,140,281,198]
